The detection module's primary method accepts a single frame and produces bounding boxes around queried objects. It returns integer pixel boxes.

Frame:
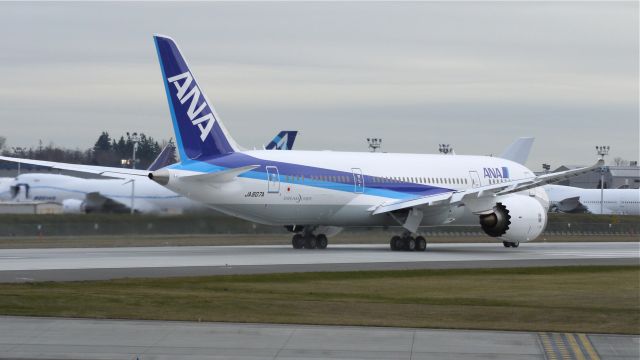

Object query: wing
[0,156,149,179]
[495,160,603,196]
[85,192,158,213]
[371,192,453,215]
[372,160,603,215]
[85,192,129,213]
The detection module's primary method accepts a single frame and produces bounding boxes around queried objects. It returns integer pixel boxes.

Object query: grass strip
[0,265,638,334]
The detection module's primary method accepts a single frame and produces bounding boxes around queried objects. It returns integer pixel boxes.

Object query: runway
[0,316,638,360]
[0,242,637,282]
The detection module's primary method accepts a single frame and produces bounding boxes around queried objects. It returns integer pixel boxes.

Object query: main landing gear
[390,233,427,252]
[503,241,520,248]
[292,233,328,250]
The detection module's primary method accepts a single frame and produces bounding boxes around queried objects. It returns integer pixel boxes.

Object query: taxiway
[0,316,637,360]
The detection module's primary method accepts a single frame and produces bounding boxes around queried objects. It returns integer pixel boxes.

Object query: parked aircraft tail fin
[265,131,298,150]
[500,137,534,165]
[147,141,177,171]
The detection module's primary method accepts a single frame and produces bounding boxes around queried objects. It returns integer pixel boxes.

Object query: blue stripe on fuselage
[169,153,453,200]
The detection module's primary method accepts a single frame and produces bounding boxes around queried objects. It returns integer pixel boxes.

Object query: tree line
[0,132,175,169]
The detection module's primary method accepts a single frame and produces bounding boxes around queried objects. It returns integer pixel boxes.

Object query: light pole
[438,144,454,155]
[367,138,382,152]
[130,132,141,169]
[11,147,25,175]
[595,145,610,214]
[123,179,135,215]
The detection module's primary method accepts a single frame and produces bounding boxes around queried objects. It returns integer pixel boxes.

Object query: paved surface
[0,316,637,360]
[0,242,637,282]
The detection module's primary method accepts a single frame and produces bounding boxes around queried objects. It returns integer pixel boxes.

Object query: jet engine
[62,199,86,214]
[479,195,547,243]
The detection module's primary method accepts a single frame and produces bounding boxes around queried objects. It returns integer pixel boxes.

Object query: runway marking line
[539,333,558,360]
[577,333,601,360]
[539,333,601,360]
[566,333,586,360]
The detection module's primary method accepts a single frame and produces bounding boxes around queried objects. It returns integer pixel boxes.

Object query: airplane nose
[149,169,170,185]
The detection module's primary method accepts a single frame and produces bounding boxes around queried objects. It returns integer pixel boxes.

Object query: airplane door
[469,171,481,188]
[266,166,280,193]
[352,168,364,194]
[13,183,29,201]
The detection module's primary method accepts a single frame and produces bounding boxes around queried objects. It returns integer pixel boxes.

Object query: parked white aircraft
[0,144,207,213]
[545,184,640,215]
[0,134,290,214]
[3,173,211,214]
[0,35,602,250]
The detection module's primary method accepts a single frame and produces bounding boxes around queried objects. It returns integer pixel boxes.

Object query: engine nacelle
[479,195,547,243]
[62,199,86,214]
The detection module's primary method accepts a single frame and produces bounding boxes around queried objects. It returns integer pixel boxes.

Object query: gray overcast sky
[0,1,637,169]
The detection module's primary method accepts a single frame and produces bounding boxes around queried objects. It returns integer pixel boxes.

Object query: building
[0,201,63,214]
[547,164,639,189]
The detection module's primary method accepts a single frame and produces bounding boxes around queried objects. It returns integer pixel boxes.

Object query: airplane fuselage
[164,150,548,227]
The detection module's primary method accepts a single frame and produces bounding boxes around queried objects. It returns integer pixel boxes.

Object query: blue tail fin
[153,34,240,161]
[265,131,298,150]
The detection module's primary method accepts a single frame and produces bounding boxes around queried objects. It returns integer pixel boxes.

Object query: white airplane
[0,34,602,250]
[0,143,209,214]
[545,184,640,215]
[0,133,293,214]
[2,172,212,214]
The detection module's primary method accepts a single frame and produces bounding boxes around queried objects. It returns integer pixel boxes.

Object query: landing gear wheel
[406,237,416,251]
[511,241,520,248]
[316,234,328,249]
[304,236,317,249]
[503,241,511,248]
[390,236,401,251]
[415,236,427,252]
[292,234,304,249]
[503,241,520,248]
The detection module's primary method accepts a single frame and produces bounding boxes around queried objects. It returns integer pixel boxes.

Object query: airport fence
[0,213,638,237]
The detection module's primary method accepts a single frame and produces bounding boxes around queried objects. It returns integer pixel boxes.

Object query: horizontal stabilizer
[0,156,149,179]
[181,165,259,183]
